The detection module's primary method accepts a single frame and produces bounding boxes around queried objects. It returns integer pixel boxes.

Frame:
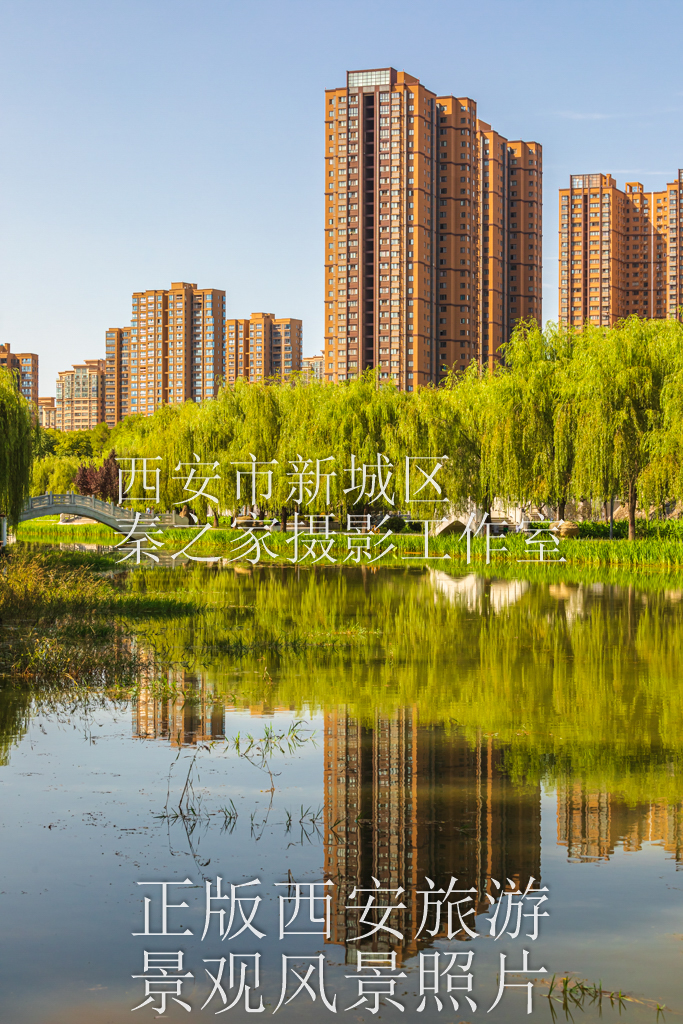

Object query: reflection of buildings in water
[430,571,529,613]
[431,572,485,612]
[323,708,542,961]
[133,671,294,747]
[134,673,227,747]
[548,583,585,626]
[433,575,683,629]
[489,578,529,612]
[557,782,683,867]
[548,582,682,627]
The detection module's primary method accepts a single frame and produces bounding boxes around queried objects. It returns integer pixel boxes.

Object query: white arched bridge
[20,493,179,534]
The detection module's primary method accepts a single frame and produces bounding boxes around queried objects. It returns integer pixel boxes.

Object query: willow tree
[479,321,576,517]
[107,375,409,517]
[568,317,671,540]
[290,374,404,515]
[419,363,493,515]
[0,367,33,526]
[636,319,683,510]
[30,454,81,497]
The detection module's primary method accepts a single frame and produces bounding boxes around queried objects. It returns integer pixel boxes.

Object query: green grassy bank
[14,518,683,570]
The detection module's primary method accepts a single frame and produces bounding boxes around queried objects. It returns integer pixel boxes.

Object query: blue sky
[2,0,683,394]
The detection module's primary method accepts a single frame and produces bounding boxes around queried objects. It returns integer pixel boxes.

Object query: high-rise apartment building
[0,344,39,404]
[559,171,683,326]
[324,67,542,386]
[302,352,324,381]
[105,285,302,423]
[224,313,302,384]
[38,397,56,429]
[134,282,226,415]
[105,282,225,423]
[55,359,105,431]
[479,128,542,363]
[104,327,132,427]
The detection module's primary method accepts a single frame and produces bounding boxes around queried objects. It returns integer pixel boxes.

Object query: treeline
[0,367,33,524]
[18,316,683,537]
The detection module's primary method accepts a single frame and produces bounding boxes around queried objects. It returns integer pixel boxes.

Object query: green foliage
[0,366,33,525]
[33,426,60,458]
[567,318,679,538]
[102,373,485,517]
[577,519,629,540]
[33,423,108,462]
[90,421,111,456]
[482,321,575,508]
[54,431,93,458]
[27,318,683,529]
[30,453,81,496]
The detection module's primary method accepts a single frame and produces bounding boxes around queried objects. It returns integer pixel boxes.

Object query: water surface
[2,566,682,1022]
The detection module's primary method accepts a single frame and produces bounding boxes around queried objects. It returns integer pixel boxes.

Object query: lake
[1,564,682,1022]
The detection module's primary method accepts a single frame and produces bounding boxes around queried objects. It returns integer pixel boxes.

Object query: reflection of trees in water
[9,564,683,880]
[124,566,683,804]
[6,562,681,1010]
[0,688,31,765]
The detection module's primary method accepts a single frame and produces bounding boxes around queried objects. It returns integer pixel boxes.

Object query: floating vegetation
[154,720,318,870]
[542,973,674,1021]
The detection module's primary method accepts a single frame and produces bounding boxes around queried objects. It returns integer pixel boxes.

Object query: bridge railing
[21,494,181,528]
[23,492,126,518]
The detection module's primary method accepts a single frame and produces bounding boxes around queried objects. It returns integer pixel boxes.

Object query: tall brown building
[136,283,226,415]
[225,313,302,384]
[559,171,683,326]
[55,359,105,431]
[38,397,56,428]
[324,67,542,387]
[0,343,39,405]
[105,286,302,423]
[105,283,225,423]
[104,327,131,427]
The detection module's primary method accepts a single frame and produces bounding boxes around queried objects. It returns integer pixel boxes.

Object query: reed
[15,521,119,543]
[15,515,683,569]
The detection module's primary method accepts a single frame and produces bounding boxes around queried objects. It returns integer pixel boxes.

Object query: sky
[2,0,683,396]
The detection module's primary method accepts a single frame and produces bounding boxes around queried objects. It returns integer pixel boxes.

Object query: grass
[16,521,120,543]
[541,973,671,1020]
[15,516,683,569]
[3,625,141,685]
[0,551,115,620]
[16,516,683,569]
[0,551,200,683]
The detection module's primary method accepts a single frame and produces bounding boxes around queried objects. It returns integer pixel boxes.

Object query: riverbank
[0,550,199,683]
[13,518,683,569]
